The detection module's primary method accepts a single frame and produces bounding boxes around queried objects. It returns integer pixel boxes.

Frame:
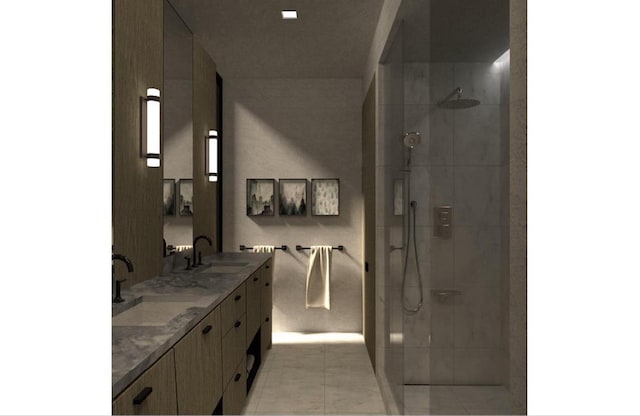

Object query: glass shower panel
[396,0,511,414]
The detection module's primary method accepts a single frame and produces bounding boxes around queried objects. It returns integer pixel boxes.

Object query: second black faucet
[192,235,212,267]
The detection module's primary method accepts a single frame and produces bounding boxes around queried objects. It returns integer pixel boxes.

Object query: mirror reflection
[163,0,193,251]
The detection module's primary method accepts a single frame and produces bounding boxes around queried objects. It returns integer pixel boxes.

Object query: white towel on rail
[305,245,333,310]
[252,245,275,253]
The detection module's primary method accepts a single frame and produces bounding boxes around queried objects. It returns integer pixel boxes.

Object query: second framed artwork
[279,179,307,216]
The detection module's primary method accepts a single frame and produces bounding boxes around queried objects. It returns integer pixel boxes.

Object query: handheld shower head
[403,132,421,148]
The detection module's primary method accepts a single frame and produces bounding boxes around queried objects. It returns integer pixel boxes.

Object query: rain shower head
[403,132,421,148]
[437,87,480,109]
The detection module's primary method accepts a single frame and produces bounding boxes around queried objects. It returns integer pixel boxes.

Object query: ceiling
[168,0,385,79]
[400,0,510,63]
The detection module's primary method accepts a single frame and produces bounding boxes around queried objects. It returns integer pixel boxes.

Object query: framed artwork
[178,179,193,216]
[279,179,307,216]
[393,178,403,216]
[163,179,176,216]
[247,179,275,216]
[311,178,340,216]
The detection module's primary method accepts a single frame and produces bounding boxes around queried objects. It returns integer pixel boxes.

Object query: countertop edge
[112,253,271,400]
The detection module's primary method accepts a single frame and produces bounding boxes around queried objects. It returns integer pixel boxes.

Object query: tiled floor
[243,332,387,415]
[404,385,512,415]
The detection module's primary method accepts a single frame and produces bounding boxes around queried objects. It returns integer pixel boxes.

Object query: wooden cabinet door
[223,357,247,415]
[261,260,273,357]
[246,271,262,346]
[113,350,177,415]
[221,283,246,335]
[174,307,222,415]
[221,314,246,388]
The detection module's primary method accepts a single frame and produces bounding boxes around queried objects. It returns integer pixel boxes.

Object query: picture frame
[163,179,176,216]
[247,179,275,216]
[311,178,340,216]
[279,179,307,216]
[178,179,193,216]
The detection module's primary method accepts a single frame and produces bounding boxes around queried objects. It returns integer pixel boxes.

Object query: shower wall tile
[454,105,501,165]
[430,348,455,384]
[454,166,501,226]
[403,104,431,165]
[404,63,430,105]
[409,166,431,227]
[430,295,455,348]
[454,226,501,287]
[429,166,455,217]
[453,63,501,105]
[454,285,503,348]
[453,349,503,384]
[404,347,430,384]
[404,299,431,347]
[429,106,454,165]
[430,231,454,289]
[430,63,454,105]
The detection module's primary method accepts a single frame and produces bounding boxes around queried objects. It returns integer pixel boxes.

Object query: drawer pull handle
[202,325,212,334]
[265,282,270,287]
[266,265,270,269]
[234,373,241,382]
[265,317,270,323]
[235,321,242,328]
[133,387,153,405]
[253,277,259,282]
[234,294,242,301]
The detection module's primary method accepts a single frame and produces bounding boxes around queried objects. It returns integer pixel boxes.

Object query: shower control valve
[434,206,453,239]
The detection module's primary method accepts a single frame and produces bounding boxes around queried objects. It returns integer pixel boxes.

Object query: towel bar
[239,245,288,251]
[295,245,344,251]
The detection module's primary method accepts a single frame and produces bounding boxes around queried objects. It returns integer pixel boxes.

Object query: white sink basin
[112,294,217,326]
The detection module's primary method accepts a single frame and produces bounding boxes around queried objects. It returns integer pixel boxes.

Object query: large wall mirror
[163,0,193,249]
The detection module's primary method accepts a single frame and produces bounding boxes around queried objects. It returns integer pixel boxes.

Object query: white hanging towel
[252,245,275,253]
[305,245,333,310]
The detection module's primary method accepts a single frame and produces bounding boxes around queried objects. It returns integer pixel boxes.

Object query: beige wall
[192,40,218,254]
[113,0,164,287]
[509,0,527,412]
[222,78,364,332]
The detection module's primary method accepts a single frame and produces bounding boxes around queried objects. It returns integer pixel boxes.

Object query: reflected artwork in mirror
[163,179,176,216]
[178,179,193,216]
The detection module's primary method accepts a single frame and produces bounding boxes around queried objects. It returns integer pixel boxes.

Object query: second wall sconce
[141,87,161,168]
[206,129,218,182]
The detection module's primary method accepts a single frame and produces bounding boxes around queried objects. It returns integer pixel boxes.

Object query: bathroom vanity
[112,252,273,415]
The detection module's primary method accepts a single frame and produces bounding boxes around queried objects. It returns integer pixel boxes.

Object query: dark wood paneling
[192,40,218,253]
[362,76,376,368]
[113,0,164,287]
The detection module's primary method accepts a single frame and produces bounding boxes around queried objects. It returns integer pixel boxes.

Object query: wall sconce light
[206,129,218,182]
[141,88,161,168]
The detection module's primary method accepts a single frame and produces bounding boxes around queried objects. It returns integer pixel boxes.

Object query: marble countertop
[112,252,272,399]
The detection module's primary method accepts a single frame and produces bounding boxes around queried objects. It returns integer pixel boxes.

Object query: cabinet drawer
[174,307,222,415]
[260,314,272,361]
[222,356,247,415]
[246,271,261,346]
[221,314,246,388]
[113,350,177,415]
[221,283,246,335]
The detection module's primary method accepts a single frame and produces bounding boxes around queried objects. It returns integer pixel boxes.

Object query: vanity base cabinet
[261,259,273,358]
[174,307,222,415]
[246,271,262,347]
[112,350,177,415]
[223,356,247,415]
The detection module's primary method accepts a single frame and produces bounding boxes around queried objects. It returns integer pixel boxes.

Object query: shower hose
[402,174,424,313]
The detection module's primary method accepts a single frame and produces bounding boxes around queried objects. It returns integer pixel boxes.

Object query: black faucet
[112,254,134,303]
[192,235,212,266]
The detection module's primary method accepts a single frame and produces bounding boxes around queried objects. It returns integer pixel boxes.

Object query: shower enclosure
[377,0,512,414]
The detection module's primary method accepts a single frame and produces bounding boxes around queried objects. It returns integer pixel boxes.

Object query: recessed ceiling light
[281,10,298,19]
